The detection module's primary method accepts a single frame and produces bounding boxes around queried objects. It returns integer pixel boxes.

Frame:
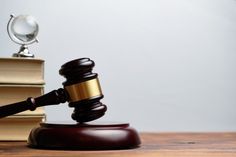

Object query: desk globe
[7,14,39,57]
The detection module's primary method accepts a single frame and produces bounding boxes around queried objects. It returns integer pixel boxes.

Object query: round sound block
[28,122,141,150]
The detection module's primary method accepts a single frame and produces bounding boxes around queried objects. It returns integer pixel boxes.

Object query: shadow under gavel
[0,58,107,123]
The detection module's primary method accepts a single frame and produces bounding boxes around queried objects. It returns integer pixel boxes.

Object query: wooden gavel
[0,58,107,123]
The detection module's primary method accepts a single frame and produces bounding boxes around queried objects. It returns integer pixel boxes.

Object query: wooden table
[0,133,236,157]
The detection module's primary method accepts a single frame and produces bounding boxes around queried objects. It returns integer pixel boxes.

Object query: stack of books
[0,57,45,141]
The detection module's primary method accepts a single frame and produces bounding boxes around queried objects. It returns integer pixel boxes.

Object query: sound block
[28,122,141,150]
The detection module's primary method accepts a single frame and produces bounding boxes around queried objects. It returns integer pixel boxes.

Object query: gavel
[0,58,107,123]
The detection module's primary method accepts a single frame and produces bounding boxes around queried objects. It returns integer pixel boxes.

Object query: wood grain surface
[0,132,236,157]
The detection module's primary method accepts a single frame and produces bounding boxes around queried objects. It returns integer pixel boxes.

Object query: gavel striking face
[0,58,107,123]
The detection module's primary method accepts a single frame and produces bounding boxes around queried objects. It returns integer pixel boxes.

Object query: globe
[9,15,39,44]
[7,14,39,57]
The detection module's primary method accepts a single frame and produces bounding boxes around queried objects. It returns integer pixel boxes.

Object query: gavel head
[59,58,107,123]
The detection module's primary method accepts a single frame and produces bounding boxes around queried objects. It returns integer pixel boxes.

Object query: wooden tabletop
[0,132,236,157]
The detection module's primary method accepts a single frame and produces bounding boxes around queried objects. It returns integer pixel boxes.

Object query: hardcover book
[0,84,44,115]
[0,57,45,141]
[0,115,45,141]
[0,58,44,85]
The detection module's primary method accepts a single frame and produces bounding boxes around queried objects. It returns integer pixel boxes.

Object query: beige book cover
[0,57,45,141]
[0,57,44,85]
[0,115,45,141]
[0,84,44,115]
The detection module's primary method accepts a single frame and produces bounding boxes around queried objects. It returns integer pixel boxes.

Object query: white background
[0,0,236,131]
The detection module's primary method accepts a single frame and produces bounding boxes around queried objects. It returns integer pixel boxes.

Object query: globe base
[12,45,34,58]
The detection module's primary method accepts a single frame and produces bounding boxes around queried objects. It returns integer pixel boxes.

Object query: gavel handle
[0,88,67,119]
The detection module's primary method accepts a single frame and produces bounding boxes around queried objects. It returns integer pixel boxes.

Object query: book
[0,57,45,141]
[0,57,44,85]
[0,115,45,141]
[0,84,44,116]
